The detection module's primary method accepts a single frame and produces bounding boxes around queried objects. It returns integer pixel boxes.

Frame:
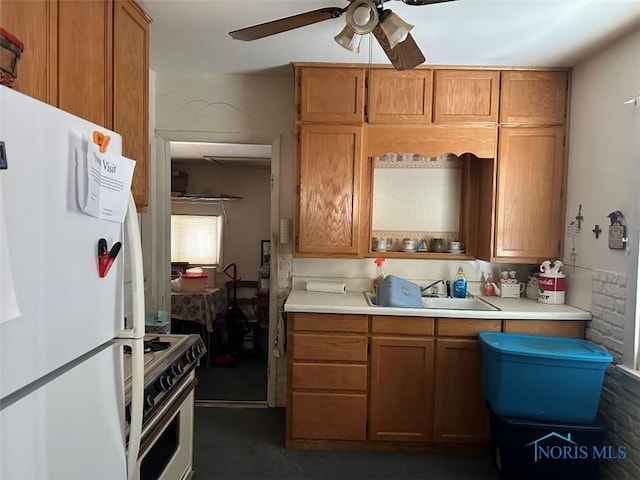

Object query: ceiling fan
[229,0,458,71]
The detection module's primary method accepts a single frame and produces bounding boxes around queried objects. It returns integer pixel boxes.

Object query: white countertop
[284,289,592,321]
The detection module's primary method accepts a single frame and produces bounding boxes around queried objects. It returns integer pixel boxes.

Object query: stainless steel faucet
[421,280,451,297]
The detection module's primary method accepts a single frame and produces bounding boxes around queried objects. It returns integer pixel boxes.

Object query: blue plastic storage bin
[479,331,612,424]
[376,275,422,308]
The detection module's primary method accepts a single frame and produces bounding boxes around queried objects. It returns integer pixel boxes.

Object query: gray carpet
[193,407,499,480]
[195,359,267,401]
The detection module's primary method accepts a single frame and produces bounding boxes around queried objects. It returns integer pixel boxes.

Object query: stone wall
[587,270,640,479]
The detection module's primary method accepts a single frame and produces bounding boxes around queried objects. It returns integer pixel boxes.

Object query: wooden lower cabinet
[503,319,585,338]
[290,392,367,441]
[433,339,489,444]
[433,319,501,445]
[287,313,587,452]
[368,336,435,442]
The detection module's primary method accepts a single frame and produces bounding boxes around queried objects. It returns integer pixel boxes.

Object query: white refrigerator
[0,86,145,479]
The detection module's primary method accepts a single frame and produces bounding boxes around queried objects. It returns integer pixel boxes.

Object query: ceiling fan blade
[229,7,346,41]
[400,0,458,5]
[373,25,425,70]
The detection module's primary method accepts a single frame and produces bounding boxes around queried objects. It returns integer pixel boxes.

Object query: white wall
[566,27,640,480]
[171,163,270,287]
[565,26,640,357]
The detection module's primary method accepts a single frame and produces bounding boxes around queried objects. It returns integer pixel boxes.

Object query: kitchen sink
[363,291,499,311]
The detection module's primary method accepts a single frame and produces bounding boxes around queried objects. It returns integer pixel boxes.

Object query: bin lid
[479,331,613,363]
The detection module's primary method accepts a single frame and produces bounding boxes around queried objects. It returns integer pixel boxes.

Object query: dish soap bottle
[372,258,386,294]
[452,267,467,298]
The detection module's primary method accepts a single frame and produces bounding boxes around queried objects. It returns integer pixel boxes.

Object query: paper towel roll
[306,281,347,294]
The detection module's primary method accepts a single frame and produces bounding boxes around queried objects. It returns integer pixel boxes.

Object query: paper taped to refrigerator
[76,140,135,223]
[0,180,21,324]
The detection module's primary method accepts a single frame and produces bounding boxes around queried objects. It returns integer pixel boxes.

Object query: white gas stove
[123,334,206,480]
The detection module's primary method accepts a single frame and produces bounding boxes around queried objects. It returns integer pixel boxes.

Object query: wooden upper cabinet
[367,69,433,124]
[0,0,56,103]
[297,66,365,123]
[495,126,565,261]
[296,124,363,256]
[433,70,499,124]
[500,71,568,125]
[57,0,112,128]
[113,0,150,209]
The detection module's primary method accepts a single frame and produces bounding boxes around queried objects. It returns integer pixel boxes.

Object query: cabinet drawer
[293,313,368,333]
[290,392,367,440]
[371,316,434,335]
[503,320,585,338]
[292,333,367,362]
[291,363,367,392]
[436,319,501,337]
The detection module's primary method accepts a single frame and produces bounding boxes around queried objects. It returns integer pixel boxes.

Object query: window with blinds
[171,215,222,266]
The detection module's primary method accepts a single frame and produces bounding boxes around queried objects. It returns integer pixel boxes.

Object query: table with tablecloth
[170,287,225,332]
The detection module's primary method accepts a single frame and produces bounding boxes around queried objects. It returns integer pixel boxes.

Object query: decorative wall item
[607,211,627,250]
[566,204,582,272]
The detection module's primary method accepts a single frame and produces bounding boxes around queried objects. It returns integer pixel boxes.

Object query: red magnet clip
[98,238,121,278]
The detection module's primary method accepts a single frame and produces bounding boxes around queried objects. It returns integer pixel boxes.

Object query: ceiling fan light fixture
[334,25,363,53]
[379,11,414,49]
[345,0,379,35]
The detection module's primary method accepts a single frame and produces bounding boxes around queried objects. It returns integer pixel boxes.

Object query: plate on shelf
[402,248,416,253]
[447,249,464,254]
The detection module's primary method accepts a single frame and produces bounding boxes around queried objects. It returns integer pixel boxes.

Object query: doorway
[157,139,278,406]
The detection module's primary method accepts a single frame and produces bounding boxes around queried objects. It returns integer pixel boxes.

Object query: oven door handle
[123,337,144,480]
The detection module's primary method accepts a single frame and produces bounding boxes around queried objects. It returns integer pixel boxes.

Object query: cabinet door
[500,71,568,125]
[433,339,489,444]
[369,336,434,442]
[495,127,564,260]
[367,69,432,124]
[433,70,499,124]
[289,392,367,440]
[296,124,364,255]
[0,0,56,103]
[57,0,112,128]
[298,67,365,123]
[113,0,150,209]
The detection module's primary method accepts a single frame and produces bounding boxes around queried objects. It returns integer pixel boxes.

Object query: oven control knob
[158,375,173,391]
[144,394,155,411]
[185,348,196,363]
[171,363,184,376]
[194,344,204,357]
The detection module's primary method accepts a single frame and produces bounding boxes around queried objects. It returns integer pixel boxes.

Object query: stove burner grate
[124,337,171,354]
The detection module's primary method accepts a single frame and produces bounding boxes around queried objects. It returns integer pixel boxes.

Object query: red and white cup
[538,273,566,305]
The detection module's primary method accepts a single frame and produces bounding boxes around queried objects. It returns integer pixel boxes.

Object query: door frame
[145,130,281,407]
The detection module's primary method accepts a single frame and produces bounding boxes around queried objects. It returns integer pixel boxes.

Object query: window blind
[171,215,221,265]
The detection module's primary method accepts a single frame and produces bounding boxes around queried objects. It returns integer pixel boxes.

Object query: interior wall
[566,26,640,350]
[566,26,640,480]
[171,163,271,286]
[153,71,295,406]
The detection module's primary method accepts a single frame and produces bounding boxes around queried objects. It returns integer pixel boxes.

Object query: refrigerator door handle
[119,193,145,340]
[120,337,144,480]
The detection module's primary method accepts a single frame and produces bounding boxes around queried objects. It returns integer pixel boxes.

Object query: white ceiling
[142,0,640,163]
[139,0,640,76]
